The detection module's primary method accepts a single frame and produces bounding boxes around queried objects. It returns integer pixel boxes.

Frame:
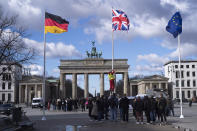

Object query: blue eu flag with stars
[166,12,182,38]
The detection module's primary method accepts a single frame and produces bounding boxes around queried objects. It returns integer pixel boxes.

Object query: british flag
[112,9,130,31]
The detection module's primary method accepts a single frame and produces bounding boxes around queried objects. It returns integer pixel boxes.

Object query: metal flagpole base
[180,114,184,118]
[42,116,46,120]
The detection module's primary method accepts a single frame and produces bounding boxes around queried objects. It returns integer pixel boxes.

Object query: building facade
[164,60,197,100]
[18,76,59,105]
[0,64,22,103]
[130,75,169,97]
[59,59,129,98]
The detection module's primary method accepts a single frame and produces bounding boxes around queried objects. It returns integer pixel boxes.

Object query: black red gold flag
[45,12,69,34]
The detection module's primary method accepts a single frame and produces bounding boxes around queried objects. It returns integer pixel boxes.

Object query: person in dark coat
[168,98,174,116]
[120,94,129,122]
[119,97,123,121]
[157,94,167,125]
[135,96,144,124]
[131,98,137,120]
[87,98,93,120]
[97,96,104,121]
[150,96,157,123]
[143,96,151,124]
[103,96,109,120]
[108,93,118,121]
[81,98,86,112]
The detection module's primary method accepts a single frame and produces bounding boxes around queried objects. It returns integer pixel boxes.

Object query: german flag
[45,12,69,34]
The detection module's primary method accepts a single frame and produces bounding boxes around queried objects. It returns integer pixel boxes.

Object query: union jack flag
[112,9,130,31]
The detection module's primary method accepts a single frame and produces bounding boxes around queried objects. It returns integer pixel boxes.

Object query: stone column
[41,84,43,98]
[72,73,77,99]
[35,84,38,98]
[19,84,22,103]
[130,84,133,96]
[100,73,104,96]
[25,84,28,104]
[123,72,128,96]
[159,83,162,89]
[60,73,65,98]
[150,82,153,89]
[84,73,89,98]
[28,86,31,104]
[165,82,168,90]
[143,84,146,94]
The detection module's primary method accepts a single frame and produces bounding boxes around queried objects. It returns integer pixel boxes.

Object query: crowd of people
[45,93,175,126]
[47,98,87,112]
[86,93,175,125]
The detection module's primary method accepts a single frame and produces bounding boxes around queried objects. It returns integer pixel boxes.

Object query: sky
[1,0,197,94]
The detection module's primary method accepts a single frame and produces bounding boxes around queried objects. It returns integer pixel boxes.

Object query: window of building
[3,74,8,80]
[8,74,11,80]
[187,71,190,77]
[2,94,5,101]
[181,80,184,87]
[8,93,11,102]
[182,91,185,99]
[2,83,5,90]
[176,80,179,87]
[175,65,178,68]
[2,74,5,81]
[181,65,184,68]
[176,71,179,78]
[8,82,11,89]
[193,91,196,97]
[192,72,195,77]
[176,91,179,98]
[187,80,190,87]
[192,65,195,68]
[2,67,6,71]
[193,80,196,87]
[188,91,191,98]
[181,71,184,78]
[8,66,11,71]
[186,65,189,68]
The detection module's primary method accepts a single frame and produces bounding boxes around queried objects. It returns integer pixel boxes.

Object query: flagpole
[112,30,114,70]
[178,34,184,118]
[42,11,46,121]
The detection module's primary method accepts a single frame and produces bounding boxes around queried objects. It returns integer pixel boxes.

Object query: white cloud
[169,43,197,58]
[137,53,169,65]
[1,0,196,46]
[23,38,81,58]
[136,65,163,72]
[131,64,164,76]
[8,0,41,17]
[52,68,59,74]
[25,64,43,76]
[133,14,167,37]
[84,19,112,44]
[160,0,190,12]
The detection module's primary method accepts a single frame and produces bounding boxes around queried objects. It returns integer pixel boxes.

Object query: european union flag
[166,12,182,38]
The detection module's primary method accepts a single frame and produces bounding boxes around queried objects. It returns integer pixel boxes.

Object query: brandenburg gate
[59,42,129,99]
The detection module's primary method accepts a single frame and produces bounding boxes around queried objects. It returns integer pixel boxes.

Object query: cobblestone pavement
[24,107,178,131]
[168,103,197,131]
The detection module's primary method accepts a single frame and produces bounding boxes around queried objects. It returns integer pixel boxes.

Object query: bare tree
[0,8,36,75]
